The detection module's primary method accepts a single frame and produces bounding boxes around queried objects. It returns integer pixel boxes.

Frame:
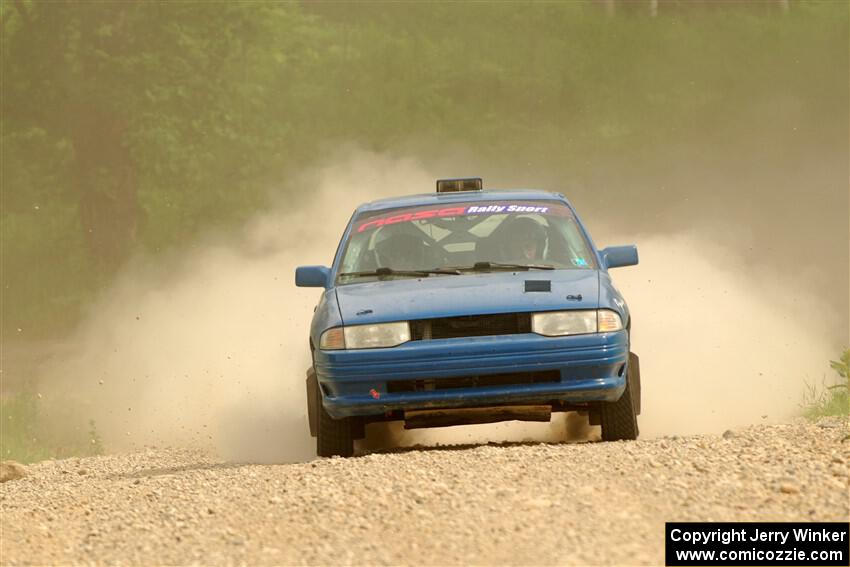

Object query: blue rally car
[296,178,640,457]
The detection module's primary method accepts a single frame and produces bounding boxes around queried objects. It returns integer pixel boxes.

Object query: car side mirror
[295,265,331,288]
[600,245,638,269]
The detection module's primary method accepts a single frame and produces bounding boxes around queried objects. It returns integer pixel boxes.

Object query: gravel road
[1,420,848,566]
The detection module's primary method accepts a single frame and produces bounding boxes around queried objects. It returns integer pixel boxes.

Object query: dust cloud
[38,152,437,462]
[37,150,843,461]
[611,231,840,437]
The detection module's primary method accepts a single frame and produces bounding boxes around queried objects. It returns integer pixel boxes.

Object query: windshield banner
[355,201,569,233]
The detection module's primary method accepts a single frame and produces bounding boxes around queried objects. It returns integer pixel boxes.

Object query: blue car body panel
[301,189,636,420]
[314,330,629,419]
[335,270,600,325]
[309,289,344,348]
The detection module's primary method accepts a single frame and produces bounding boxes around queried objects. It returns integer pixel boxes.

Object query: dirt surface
[1,420,848,566]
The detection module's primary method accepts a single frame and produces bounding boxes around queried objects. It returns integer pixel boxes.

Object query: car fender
[598,271,631,329]
[309,288,344,347]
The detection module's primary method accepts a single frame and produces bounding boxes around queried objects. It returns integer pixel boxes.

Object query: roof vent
[436,178,483,193]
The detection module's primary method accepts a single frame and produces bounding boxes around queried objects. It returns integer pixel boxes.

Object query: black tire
[600,357,640,441]
[315,376,355,457]
[629,352,641,415]
[306,368,319,437]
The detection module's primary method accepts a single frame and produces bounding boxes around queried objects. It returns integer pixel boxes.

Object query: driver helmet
[373,230,425,270]
[509,217,547,261]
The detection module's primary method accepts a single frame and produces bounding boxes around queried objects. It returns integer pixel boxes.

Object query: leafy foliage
[2,1,848,337]
[829,349,849,381]
[803,349,850,419]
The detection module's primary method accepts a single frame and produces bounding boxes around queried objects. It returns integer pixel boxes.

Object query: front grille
[410,313,531,340]
[387,370,560,393]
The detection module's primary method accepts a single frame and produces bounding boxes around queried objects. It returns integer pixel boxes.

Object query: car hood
[335,270,599,325]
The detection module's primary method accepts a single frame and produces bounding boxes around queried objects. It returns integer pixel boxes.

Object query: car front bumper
[313,330,629,419]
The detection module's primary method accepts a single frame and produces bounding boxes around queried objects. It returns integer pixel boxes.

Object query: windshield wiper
[338,267,462,279]
[450,261,555,272]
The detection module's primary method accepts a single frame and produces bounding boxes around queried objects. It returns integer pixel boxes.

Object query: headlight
[319,327,346,350]
[532,310,597,336]
[597,309,624,333]
[345,322,410,348]
[531,309,623,336]
[319,322,411,350]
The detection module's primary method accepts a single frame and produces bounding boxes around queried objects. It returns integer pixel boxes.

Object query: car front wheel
[599,353,640,441]
[315,378,355,457]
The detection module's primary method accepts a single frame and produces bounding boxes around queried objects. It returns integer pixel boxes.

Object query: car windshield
[337,199,597,283]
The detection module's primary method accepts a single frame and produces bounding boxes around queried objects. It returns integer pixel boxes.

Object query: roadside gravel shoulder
[1,420,848,566]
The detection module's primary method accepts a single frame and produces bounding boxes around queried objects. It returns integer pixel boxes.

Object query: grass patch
[802,349,850,420]
[0,389,103,464]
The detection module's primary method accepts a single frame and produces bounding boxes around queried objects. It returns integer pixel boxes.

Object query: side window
[340,237,365,273]
[558,221,594,268]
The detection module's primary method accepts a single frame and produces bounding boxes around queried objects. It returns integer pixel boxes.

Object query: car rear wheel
[600,353,640,441]
[315,377,355,458]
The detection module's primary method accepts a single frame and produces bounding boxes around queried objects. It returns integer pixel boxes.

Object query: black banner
[666,522,849,566]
